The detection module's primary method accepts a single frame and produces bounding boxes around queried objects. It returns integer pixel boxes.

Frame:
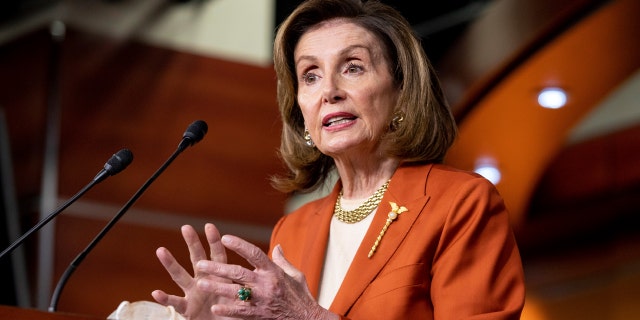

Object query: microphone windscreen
[183,120,208,144]
[105,148,134,175]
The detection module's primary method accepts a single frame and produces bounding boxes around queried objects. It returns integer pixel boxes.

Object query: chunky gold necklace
[334,180,390,223]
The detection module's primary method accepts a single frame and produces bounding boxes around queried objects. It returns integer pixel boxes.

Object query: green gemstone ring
[237,286,252,301]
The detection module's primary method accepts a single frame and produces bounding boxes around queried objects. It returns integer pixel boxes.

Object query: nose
[321,74,345,104]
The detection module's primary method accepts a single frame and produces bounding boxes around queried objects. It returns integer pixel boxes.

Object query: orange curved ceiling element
[445,0,640,228]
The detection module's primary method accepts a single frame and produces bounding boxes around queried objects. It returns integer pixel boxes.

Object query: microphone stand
[0,148,132,260]
[0,180,97,260]
[48,140,192,312]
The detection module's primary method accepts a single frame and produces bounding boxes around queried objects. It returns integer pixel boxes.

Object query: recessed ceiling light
[537,87,567,109]
[474,160,502,185]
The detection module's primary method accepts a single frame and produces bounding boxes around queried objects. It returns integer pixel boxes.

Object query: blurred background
[0,0,638,318]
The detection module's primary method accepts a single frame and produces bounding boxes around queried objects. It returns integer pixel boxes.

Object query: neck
[335,157,399,199]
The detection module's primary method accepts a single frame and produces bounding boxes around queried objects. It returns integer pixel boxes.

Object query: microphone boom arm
[0,182,96,260]
[48,147,182,312]
[0,148,133,260]
[48,120,207,312]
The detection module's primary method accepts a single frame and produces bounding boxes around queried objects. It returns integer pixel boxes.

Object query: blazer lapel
[329,164,433,314]
[299,183,342,298]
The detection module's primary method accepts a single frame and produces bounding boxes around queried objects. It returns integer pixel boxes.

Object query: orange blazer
[270,163,525,319]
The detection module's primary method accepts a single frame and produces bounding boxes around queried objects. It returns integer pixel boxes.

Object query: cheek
[363,93,396,125]
[299,110,312,127]
[296,93,315,124]
[297,85,319,106]
[297,92,310,110]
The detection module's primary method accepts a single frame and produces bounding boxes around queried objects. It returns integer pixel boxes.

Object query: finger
[196,260,255,284]
[181,225,208,267]
[156,247,195,289]
[272,244,306,283]
[151,290,188,315]
[220,235,272,270]
[151,289,169,305]
[211,303,253,319]
[195,277,238,298]
[204,223,227,263]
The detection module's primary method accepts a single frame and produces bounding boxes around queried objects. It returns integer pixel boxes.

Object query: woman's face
[294,19,399,159]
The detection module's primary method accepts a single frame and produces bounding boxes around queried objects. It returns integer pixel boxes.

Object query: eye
[301,72,318,85]
[346,62,364,74]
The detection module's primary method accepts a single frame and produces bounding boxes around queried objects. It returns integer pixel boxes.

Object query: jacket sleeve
[430,177,525,319]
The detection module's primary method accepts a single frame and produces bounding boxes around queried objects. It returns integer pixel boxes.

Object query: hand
[151,223,236,320]
[194,235,339,320]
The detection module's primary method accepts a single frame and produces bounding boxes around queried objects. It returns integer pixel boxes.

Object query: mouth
[322,113,357,127]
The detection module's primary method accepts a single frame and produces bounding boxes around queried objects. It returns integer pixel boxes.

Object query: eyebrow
[295,44,372,66]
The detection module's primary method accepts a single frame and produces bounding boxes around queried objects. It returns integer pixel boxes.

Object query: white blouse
[317,196,378,309]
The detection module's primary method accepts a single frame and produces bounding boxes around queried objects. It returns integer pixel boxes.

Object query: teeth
[325,116,354,126]
[328,119,350,126]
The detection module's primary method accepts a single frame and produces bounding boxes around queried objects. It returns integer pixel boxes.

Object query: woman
[151,0,525,319]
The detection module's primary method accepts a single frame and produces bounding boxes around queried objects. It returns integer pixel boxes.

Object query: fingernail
[196,261,206,269]
[221,235,232,245]
[274,244,283,256]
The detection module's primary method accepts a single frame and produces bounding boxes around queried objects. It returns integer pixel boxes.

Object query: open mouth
[323,115,356,127]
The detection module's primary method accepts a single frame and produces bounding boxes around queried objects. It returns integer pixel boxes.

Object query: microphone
[0,148,133,260]
[94,148,134,184]
[178,119,208,151]
[48,120,208,312]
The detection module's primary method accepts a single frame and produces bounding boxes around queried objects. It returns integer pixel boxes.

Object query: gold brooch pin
[368,202,408,258]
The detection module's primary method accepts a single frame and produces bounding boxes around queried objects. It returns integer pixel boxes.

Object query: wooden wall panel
[55,29,287,227]
[1,26,284,316]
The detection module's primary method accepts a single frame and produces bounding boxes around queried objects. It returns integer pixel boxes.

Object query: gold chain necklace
[334,180,390,223]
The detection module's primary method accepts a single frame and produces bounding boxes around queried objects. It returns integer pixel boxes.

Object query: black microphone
[48,120,208,312]
[178,119,208,151]
[0,148,133,260]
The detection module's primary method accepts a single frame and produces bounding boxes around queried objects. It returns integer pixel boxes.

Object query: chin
[321,140,365,157]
